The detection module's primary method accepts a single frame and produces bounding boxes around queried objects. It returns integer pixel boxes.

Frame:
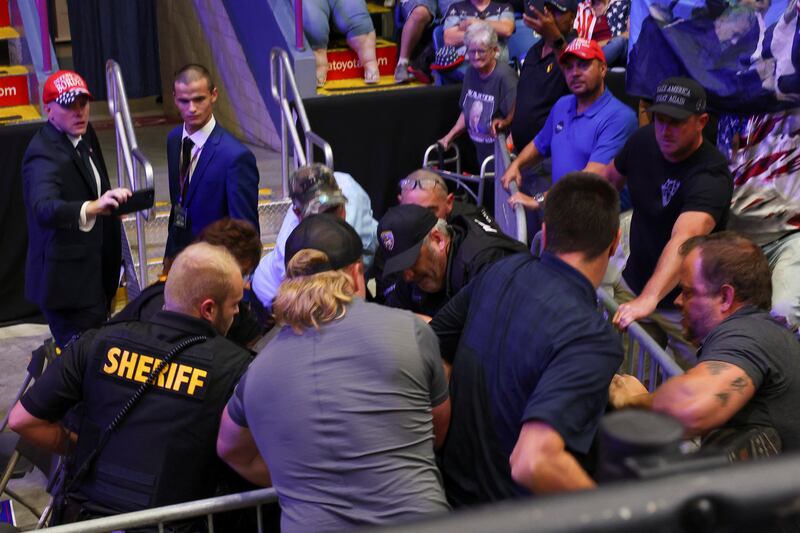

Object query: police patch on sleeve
[99,345,209,399]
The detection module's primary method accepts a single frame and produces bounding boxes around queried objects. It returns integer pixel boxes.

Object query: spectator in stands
[500,38,636,211]
[304,0,380,86]
[9,243,252,522]
[430,173,623,505]
[723,110,800,331]
[510,0,576,234]
[511,0,576,152]
[395,0,459,82]
[379,203,527,317]
[610,232,800,453]
[438,22,518,166]
[573,0,630,66]
[22,70,132,348]
[438,0,516,82]
[604,77,733,366]
[217,214,451,531]
[164,64,260,262]
[251,163,378,311]
[115,218,266,348]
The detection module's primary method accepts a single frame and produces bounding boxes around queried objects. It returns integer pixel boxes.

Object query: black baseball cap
[284,213,363,274]
[647,77,707,120]
[289,164,347,218]
[378,204,438,277]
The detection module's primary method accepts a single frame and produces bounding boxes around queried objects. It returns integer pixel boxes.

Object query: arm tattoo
[705,361,730,375]
[730,376,749,395]
[715,392,730,407]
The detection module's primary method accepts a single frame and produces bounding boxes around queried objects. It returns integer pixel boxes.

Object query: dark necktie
[76,140,98,196]
[179,137,195,204]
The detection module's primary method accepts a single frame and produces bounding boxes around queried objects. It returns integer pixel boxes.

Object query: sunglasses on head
[399,177,443,191]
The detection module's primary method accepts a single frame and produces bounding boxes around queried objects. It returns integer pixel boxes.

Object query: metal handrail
[42,488,278,532]
[494,133,527,244]
[270,47,334,198]
[596,289,685,383]
[106,59,155,288]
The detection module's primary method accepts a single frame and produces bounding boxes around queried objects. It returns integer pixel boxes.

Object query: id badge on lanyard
[175,147,200,229]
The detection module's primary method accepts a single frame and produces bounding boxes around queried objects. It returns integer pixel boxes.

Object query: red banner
[0,0,9,27]
[0,75,30,107]
[326,42,397,81]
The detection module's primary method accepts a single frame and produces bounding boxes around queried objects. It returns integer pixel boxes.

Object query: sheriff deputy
[9,242,253,522]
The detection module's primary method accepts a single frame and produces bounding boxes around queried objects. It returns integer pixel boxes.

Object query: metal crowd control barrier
[41,488,278,533]
[597,289,684,388]
[421,137,527,244]
[270,47,334,197]
[493,133,526,245]
[106,59,155,295]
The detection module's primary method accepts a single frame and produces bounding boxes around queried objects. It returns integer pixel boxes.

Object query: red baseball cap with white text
[42,70,93,106]
[558,38,606,65]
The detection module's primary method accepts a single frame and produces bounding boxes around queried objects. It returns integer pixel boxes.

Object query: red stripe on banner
[0,75,30,107]
[326,44,397,81]
[0,0,9,27]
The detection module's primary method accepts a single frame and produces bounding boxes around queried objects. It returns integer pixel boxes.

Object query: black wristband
[552,36,565,49]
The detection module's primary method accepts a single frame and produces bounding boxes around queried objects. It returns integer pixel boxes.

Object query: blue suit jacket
[164,122,260,258]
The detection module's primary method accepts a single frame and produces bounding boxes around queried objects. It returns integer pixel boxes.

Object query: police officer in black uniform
[379,204,529,317]
[9,242,253,523]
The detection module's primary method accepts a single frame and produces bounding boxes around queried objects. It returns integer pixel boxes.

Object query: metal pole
[279,64,290,199]
[36,0,51,72]
[294,0,304,51]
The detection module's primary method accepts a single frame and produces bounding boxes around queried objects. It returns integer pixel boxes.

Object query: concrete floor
[0,115,284,530]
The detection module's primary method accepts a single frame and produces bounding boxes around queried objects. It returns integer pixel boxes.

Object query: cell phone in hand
[525,0,545,18]
[115,187,154,215]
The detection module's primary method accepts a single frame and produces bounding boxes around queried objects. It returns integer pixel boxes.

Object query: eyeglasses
[466,48,491,57]
[399,177,443,191]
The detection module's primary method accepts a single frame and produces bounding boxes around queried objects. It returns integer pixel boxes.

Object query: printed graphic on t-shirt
[661,178,681,207]
[464,89,496,144]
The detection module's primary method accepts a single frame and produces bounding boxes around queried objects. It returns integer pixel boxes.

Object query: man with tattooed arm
[610,232,800,452]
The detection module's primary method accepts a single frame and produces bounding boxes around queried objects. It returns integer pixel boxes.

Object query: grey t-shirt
[460,62,518,164]
[227,298,450,531]
[698,306,800,451]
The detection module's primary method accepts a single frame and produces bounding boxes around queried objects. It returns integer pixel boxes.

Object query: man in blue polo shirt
[500,38,637,211]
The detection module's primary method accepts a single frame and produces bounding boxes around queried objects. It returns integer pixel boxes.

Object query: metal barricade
[41,488,278,533]
[596,289,684,389]
[493,133,527,245]
[106,59,155,295]
[270,47,334,197]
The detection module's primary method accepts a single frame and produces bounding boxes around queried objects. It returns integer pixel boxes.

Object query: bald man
[9,242,253,522]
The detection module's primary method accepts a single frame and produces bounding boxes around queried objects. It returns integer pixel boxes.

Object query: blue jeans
[602,36,628,67]
[303,0,375,49]
[763,230,800,328]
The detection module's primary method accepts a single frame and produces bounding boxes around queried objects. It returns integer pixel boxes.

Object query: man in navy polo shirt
[430,173,623,506]
[500,38,637,212]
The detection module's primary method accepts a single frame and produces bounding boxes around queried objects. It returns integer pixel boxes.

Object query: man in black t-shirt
[604,77,733,366]
[510,0,576,152]
[611,233,800,453]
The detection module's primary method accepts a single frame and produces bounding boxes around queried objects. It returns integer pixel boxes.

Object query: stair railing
[270,47,333,197]
[105,59,154,294]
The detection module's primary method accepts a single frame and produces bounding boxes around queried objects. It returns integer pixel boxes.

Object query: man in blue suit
[164,64,260,261]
